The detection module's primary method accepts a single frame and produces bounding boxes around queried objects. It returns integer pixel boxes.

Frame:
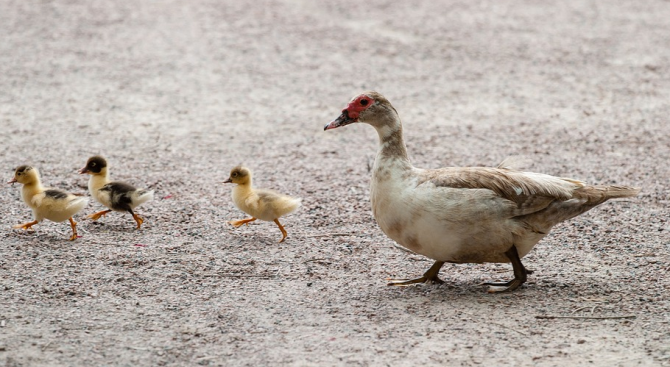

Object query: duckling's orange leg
[68,217,79,241]
[130,211,144,229]
[87,210,112,221]
[13,220,39,232]
[228,218,256,228]
[273,219,288,243]
[387,261,446,286]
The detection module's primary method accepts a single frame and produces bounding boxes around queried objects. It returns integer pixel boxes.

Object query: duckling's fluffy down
[236,188,301,221]
[30,192,89,222]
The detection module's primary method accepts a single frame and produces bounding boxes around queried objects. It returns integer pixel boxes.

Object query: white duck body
[370,153,580,263]
[325,91,639,291]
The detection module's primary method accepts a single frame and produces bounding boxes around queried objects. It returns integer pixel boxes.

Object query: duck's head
[224,166,251,185]
[8,165,39,185]
[324,91,398,131]
[79,156,108,176]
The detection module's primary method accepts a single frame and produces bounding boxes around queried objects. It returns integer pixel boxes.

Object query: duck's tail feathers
[574,185,640,203]
[133,189,154,206]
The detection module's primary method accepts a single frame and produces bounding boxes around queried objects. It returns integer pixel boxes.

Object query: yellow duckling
[78,156,154,229]
[8,165,89,241]
[224,166,301,243]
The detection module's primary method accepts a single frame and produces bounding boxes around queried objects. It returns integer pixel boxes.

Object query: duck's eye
[232,173,238,178]
[360,99,368,106]
[91,162,96,167]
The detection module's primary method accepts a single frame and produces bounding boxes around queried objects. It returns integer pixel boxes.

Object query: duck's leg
[68,218,79,241]
[87,210,112,221]
[13,220,39,231]
[228,218,256,227]
[387,261,446,286]
[484,245,529,293]
[273,219,288,243]
[129,209,144,229]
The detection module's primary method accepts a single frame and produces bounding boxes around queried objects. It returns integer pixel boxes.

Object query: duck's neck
[233,181,253,196]
[374,123,411,170]
[89,171,110,191]
[21,180,43,202]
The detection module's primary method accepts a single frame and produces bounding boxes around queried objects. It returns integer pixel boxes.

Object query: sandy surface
[1,0,669,366]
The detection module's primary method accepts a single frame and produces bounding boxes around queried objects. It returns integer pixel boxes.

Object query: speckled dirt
[0,1,669,366]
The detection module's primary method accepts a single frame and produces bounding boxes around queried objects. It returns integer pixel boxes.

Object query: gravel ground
[1,0,669,366]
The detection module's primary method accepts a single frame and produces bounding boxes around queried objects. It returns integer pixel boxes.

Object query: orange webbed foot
[68,218,78,241]
[87,210,112,221]
[228,218,256,228]
[13,220,39,232]
[132,213,144,229]
[273,219,288,243]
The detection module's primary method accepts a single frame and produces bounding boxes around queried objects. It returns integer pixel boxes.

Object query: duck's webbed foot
[387,261,446,286]
[68,217,78,241]
[484,245,530,293]
[131,212,145,229]
[228,217,256,228]
[273,219,288,243]
[87,210,112,221]
[13,220,39,231]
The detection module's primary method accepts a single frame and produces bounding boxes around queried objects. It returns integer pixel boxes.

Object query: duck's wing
[33,189,89,213]
[416,167,584,217]
[100,182,136,211]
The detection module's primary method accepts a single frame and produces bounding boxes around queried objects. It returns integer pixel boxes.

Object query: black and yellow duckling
[79,156,154,229]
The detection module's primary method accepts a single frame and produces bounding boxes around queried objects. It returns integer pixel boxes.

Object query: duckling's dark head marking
[15,165,32,175]
[9,165,37,185]
[225,166,252,185]
[80,156,108,175]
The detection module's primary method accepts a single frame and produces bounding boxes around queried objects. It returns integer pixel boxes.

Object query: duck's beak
[7,177,16,184]
[324,109,358,131]
[223,178,232,184]
[78,167,89,174]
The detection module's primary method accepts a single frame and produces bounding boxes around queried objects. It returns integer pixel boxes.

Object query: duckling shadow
[10,230,75,247]
[81,221,140,234]
[225,231,278,248]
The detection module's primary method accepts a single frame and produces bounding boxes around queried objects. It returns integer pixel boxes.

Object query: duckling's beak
[324,109,358,130]
[223,178,233,184]
[78,167,89,174]
[7,177,16,184]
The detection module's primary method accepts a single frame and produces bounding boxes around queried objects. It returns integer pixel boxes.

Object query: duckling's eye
[360,99,369,106]
[232,173,238,178]
[91,162,96,167]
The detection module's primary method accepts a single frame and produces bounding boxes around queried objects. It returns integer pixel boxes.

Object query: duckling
[224,166,301,243]
[79,156,154,229]
[8,165,89,241]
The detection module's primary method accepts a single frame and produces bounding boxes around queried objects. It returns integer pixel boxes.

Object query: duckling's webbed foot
[228,218,256,228]
[131,212,144,229]
[273,219,288,243]
[13,220,39,232]
[485,245,529,293]
[88,210,112,221]
[68,217,78,241]
[387,261,446,286]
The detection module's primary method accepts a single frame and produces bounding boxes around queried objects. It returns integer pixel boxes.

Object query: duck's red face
[324,94,375,130]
